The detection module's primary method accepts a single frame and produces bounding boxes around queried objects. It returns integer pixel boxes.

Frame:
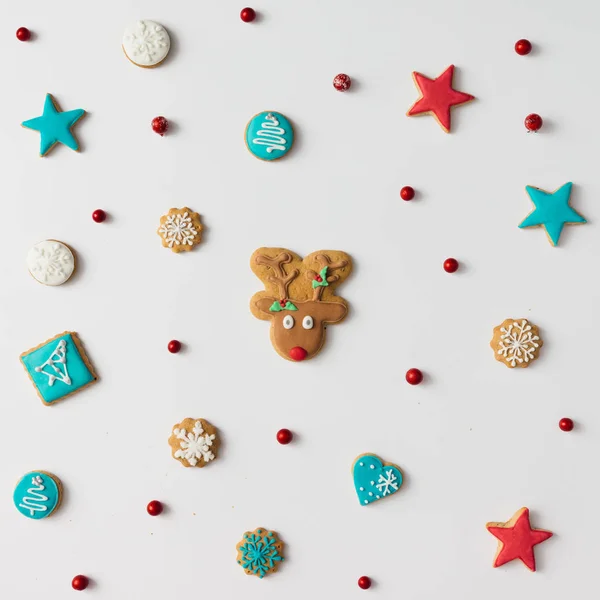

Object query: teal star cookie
[519,182,586,246]
[22,94,85,157]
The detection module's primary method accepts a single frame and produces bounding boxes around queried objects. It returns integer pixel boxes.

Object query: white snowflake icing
[27,241,74,285]
[159,212,198,248]
[173,421,215,466]
[375,469,399,497]
[497,319,540,367]
[125,21,169,64]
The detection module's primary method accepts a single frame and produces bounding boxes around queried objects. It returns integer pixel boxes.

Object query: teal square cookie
[20,332,97,405]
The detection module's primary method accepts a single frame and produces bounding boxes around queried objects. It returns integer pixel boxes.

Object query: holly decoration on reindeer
[250,248,353,361]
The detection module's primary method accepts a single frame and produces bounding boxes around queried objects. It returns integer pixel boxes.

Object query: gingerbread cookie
[27,240,75,286]
[486,507,553,571]
[22,94,85,156]
[169,418,218,467]
[14,471,63,519]
[122,20,170,68]
[245,112,294,161]
[157,208,203,253]
[353,454,403,506]
[236,528,284,578]
[491,318,542,368]
[519,182,587,246]
[250,248,352,361]
[407,65,474,133]
[20,332,97,405]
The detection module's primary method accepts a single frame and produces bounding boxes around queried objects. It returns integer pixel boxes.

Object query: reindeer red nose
[289,346,308,361]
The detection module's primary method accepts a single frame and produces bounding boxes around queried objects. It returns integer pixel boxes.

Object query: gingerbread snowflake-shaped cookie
[490,318,543,368]
[236,528,284,578]
[157,208,203,253]
[168,418,218,467]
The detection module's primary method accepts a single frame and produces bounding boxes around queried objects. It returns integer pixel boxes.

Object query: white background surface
[0,0,597,598]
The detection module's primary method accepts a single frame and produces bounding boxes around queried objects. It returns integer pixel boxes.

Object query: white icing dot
[368,492,373,496]
[364,500,369,505]
[376,495,380,499]
[370,481,374,485]
[359,487,364,491]
[370,465,375,469]
[359,462,364,466]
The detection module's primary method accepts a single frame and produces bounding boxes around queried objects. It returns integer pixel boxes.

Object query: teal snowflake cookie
[236,528,284,578]
[20,331,97,406]
[22,94,86,157]
[353,453,403,506]
[519,182,587,246]
[13,471,63,519]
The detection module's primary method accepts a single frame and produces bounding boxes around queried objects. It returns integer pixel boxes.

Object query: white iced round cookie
[122,20,171,68]
[27,240,75,286]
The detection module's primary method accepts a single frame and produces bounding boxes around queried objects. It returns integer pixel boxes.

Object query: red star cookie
[406,65,474,133]
[486,507,553,571]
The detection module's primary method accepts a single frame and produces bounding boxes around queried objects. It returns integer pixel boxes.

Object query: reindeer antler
[307,254,349,300]
[255,252,300,300]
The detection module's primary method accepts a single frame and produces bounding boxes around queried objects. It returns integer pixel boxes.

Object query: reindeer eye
[302,316,314,330]
[283,315,295,329]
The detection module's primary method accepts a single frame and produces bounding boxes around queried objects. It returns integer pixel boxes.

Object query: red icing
[486,507,552,571]
[407,65,474,133]
[289,346,307,361]
[316,275,323,282]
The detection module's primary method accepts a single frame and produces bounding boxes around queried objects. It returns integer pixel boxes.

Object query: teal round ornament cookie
[245,111,294,161]
[13,471,62,519]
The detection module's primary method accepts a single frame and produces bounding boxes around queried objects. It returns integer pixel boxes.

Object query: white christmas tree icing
[34,339,71,386]
[18,476,49,516]
[252,113,287,153]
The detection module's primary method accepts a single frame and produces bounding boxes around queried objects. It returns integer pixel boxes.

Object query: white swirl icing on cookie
[252,114,287,153]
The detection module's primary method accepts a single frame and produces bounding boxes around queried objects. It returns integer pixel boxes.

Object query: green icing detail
[269,300,298,312]
[311,267,329,289]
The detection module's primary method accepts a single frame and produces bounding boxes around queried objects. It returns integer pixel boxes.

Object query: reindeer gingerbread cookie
[250,248,352,361]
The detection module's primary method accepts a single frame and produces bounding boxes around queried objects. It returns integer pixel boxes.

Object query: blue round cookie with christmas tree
[245,111,294,161]
[13,471,62,519]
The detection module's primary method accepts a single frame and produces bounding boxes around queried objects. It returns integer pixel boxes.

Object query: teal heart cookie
[353,454,403,506]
